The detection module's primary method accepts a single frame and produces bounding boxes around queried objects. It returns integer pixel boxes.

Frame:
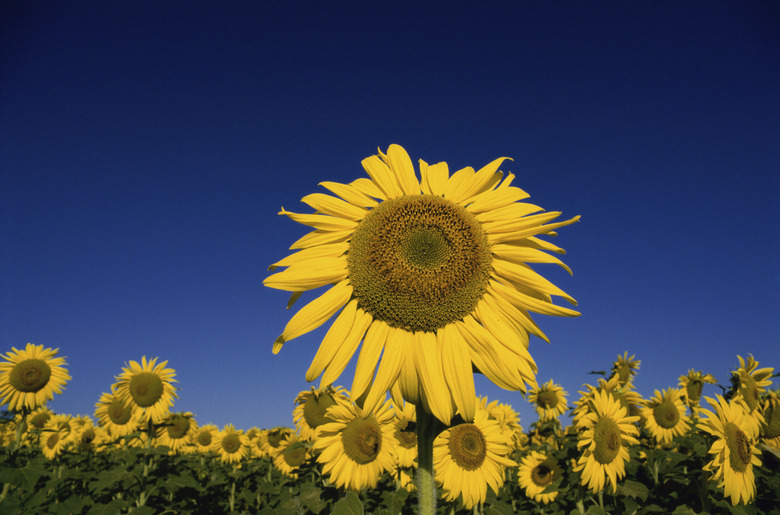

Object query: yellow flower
[434,406,516,509]
[392,401,418,468]
[215,424,249,464]
[0,343,71,412]
[640,388,691,446]
[610,352,640,388]
[273,433,310,478]
[480,397,524,449]
[312,399,397,491]
[292,385,349,441]
[572,375,643,428]
[94,389,143,437]
[40,419,70,460]
[191,424,219,454]
[678,369,717,411]
[698,395,762,505]
[731,355,773,436]
[264,144,579,424]
[28,406,54,430]
[528,379,569,422]
[156,412,197,454]
[574,389,640,493]
[760,390,780,450]
[259,427,294,458]
[113,356,177,424]
[518,451,563,504]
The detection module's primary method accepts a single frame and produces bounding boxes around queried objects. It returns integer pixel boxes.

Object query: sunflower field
[1,343,779,514]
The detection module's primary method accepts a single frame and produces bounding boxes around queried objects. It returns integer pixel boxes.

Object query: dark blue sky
[2,1,778,430]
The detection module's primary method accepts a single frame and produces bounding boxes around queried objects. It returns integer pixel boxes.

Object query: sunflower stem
[416,404,439,515]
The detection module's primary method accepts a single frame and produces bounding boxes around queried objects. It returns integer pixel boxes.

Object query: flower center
[347,195,492,332]
[537,390,559,409]
[448,423,487,471]
[685,379,703,403]
[267,429,288,448]
[653,399,680,429]
[9,359,52,393]
[107,398,133,425]
[166,415,191,439]
[128,372,164,407]
[197,430,213,447]
[341,416,382,464]
[615,364,632,386]
[739,375,760,412]
[531,463,554,488]
[592,417,622,464]
[221,433,241,454]
[764,402,780,439]
[46,432,60,449]
[395,421,417,449]
[303,393,337,429]
[30,412,51,429]
[724,422,751,472]
[283,442,308,468]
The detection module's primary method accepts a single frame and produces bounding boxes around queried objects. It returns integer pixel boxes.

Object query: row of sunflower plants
[1,343,779,513]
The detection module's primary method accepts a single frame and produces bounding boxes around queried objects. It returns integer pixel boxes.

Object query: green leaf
[484,501,516,515]
[672,506,699,515]
[618,479,649,502]
[0,462,45,492]
[331,491,364,515]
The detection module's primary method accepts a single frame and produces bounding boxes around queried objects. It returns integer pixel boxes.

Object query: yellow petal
[320,304,373,387]
[289,229,352,250]
[305,299,357,382]
[465,185,530,214]
[414,331,453,424]
[487,215,581,244]
[396,329,420,404]
[350,177,386,200]
[272,280,352,354]
[279,207,357,231]
[491,244,572,275]
[419,159,449,196]
[350,321,387,400]
[267,242,348,271]
[263,257,347,291]
[491,259,577,305]
[443,166,476,203]
[489,279,579,317]
[361,154,403,199]
[440,324,476,421]
[300,193,368,221]
[380,144,421,196]
[319,181,379,208]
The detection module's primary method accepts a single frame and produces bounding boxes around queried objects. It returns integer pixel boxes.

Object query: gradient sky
[2,1,778,431]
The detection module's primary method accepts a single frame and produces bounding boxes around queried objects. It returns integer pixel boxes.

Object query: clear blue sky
[2,1,778,431]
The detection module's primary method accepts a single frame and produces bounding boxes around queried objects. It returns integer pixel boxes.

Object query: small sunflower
[574,389,640,494]
[528,379,569,422]
[480,397,524,450]
[760,390,780,450]
[40,419,70,460]
[640,388,691,446]
[678,369,717,412]
[392,401,418,468]
[156,412,197,454]
[260,427,294,458]
[698,394,762,506]
[94,389,142,437]
[191,424,219,454]
[610,352,640,388]
[0,343,71,412]
[273,433,310,478]
[312,399,397,491]
[28,406,54,430]
[72,420,101,452]
[518,450,564,504]
[216,424,249,464]
[572,376,644,427]
[731,355,773,435]
[264,144,580,425]
[433,406,516,509]
[113,356,177,424]
[292,385,349,441]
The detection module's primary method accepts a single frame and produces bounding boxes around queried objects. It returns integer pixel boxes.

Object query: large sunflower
[94,389,143,437]
[264,144,579,424]
[113,356,177,424]
[518,450,564,504]
[640,387,691,446]
[0,343,71,412]
[574,389,640,494]
[433,405,516,509]
[698,394,762,505]
[528,379,569,422]
[312,398,397,491]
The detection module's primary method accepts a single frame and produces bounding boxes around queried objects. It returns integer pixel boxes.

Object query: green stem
[416,404,439,515]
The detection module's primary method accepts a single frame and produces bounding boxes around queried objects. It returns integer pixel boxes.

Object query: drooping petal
[279,207,358,231]
[320,305,373,387]
[440,324,476,421]
[268,242,348,271]
[396,329,420,405]
[350,320,387,400]
[414,331,453,424]
[263,257,347,291]
[305,299,358,382]
[289,228,352,250]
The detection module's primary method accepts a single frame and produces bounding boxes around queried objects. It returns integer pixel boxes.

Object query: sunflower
[156,412,197,454]
[572,376,643,428]
[264,144,579,424]
[392,401,418,468]
[94,389,143,437]
[518,450,564,504]
[191,424,219,454]
[260,427,294,458]
[273,433,310,478]
[433,405,516,509]
[610,352,640,388]
[698,394,762,505]
[678,369,717,412]
[293,385,349,441]
[113,356,177,424]
[28,406,54,430]
[0,343,71,412]
[72,419,101,452]
[640,388,691,446]
[480,397,524,449]
[312,398,397,491]
[573,389,640,494]
[40,419,70,460]
[731,355,773,435]
[215,424,249,464]
[528,379,569,422]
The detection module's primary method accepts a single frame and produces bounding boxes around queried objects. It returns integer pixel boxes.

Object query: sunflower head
[732,355,774,413]
[0,343,71,412]
[610,352,640,388]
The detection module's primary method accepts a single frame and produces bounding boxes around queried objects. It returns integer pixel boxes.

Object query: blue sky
[2,1,778,431]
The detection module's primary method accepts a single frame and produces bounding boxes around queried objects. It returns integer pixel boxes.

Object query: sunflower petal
[300,193,368,221]
[319,181,379,208]
[361,154,403,199]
